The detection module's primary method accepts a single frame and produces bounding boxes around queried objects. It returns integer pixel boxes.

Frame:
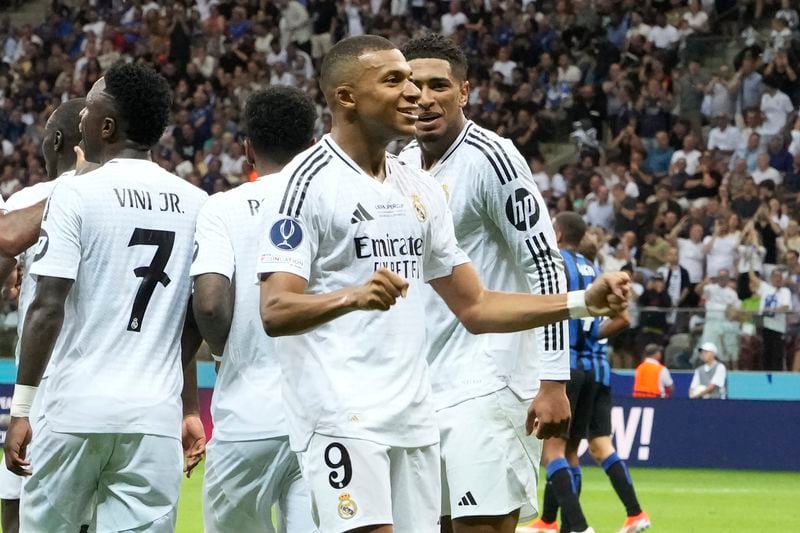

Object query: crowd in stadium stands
[2,0,800,371]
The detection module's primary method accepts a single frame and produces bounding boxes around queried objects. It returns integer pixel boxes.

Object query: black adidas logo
[350,203,374,224]
[457,491,477,506]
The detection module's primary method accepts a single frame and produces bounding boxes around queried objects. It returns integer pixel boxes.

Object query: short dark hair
[104,62,172,147]
[554,211,587,246]
[48,97,85,150]
[402,33,468,80]
[244,86,317,165]
[320,35,396,95]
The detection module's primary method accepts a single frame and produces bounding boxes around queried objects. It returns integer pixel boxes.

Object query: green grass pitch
[175,465,800,532]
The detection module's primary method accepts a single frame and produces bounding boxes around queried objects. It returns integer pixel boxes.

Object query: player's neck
[331,126,389,181]
[52,158,76,180]
[418,115,466,171]
[100,143,152,165]
[254,157,284,177]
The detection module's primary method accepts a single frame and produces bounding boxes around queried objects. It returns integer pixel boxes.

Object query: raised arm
[0,202,45,257]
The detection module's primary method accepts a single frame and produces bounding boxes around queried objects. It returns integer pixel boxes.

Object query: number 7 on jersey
[127,228,175,332]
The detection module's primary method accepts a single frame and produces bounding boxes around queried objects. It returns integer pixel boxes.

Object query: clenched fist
[586,271,631,317]
[348,268,409,311]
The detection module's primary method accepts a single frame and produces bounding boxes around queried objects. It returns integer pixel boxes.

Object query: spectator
[670,219,706,290]
[671,134,702,175]
[585,185,614,231]
[736,222,766,298]
[732,56,763,122]
[729,132,762,174]
[696,269,742,367]
[750,269,793,370]
[677,61,707,136]
[278,0,312,53]
[641,231,671,272]
[752,153,782,186]
[689,342,728,399]
[637,273,673,349]
[633,344,674,398]
[440,0,468,37]
[759,78,795,139]
[657,248,692,327]
[704,216,738,277]
[645,130,674,177]
[704,65,736,120]
[491,46,516,85]
[707,113,740,153]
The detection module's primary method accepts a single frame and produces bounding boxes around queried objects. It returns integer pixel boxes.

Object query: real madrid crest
[338,492,358,519]
[442,183,450,201]
[412,194,427,222]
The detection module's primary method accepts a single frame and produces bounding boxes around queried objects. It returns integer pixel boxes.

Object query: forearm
[193,275,233,355]
[17,301,65,386]
[0,202,45,257]
[458,290,571,335]
[181,360,200,416]
[599,312,630,339]
[260,284,355,336]
[0,256,16,286]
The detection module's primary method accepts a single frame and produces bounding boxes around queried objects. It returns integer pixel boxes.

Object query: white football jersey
[0,195,5,212]
[6,172,73,368]
[399,121,569,409]
[190,180,287,442]
[29,159,207,438]
[256,135,470,452]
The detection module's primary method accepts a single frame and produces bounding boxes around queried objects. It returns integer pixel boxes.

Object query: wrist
[10,384,37,417]
[567,289,590,318]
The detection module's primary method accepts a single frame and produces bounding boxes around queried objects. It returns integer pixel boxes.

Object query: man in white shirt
[759,81,794,138]
[670,134,702,175]
[255,36,629,533]
[492,46,517,85]
[648,14,680,50]
[585,186,614,231]
[750,269,792,370]
[400,34,573,533]
[689,342,727,399]
[696,270,742,366]
[193,88,318,532]
[4,63,208,532]
[752,152,783,185]
[707,113,741,153]
[672,221,706,286]
[440,0,468,36]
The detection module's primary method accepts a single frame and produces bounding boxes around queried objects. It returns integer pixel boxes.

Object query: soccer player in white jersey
[0,98,85,533]
[192,86,318,533]
[255,35,629,533]
[3,62,207,532]
[397,34,573,533]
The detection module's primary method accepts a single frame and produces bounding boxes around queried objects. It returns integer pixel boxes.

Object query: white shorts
[0,376,48,500]
[20,418,182,533]
[298,434,440,533]
[203,437,317,533]
[438,387,541,521]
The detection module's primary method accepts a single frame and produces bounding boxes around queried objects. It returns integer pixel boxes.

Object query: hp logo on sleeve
[505,188,540,231]
[269,218,304,250]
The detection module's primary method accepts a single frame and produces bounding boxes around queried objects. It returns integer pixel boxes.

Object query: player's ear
[101,116,116,142]
[243,138,256,165]
[459,80,470,109]
[53,130,64,153]
[334,86,356,110]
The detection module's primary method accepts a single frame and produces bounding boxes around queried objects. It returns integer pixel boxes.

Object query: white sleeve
[779,287,792,308]
[478,138,570,379]
[29,181,82,280]
[660,367,674,387]
[0,195,5,213]
[689,370,700,390]
[422,183,470,283]
[710,364,727,388]
[255,180,319,282]
[190,193,235,279]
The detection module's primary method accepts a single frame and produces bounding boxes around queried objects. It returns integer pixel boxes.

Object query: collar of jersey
[321,134,389,181]
[429,119,474,173]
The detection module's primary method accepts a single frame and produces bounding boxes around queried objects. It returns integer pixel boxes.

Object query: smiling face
[347,49,421,140]
[408,57,468,145]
